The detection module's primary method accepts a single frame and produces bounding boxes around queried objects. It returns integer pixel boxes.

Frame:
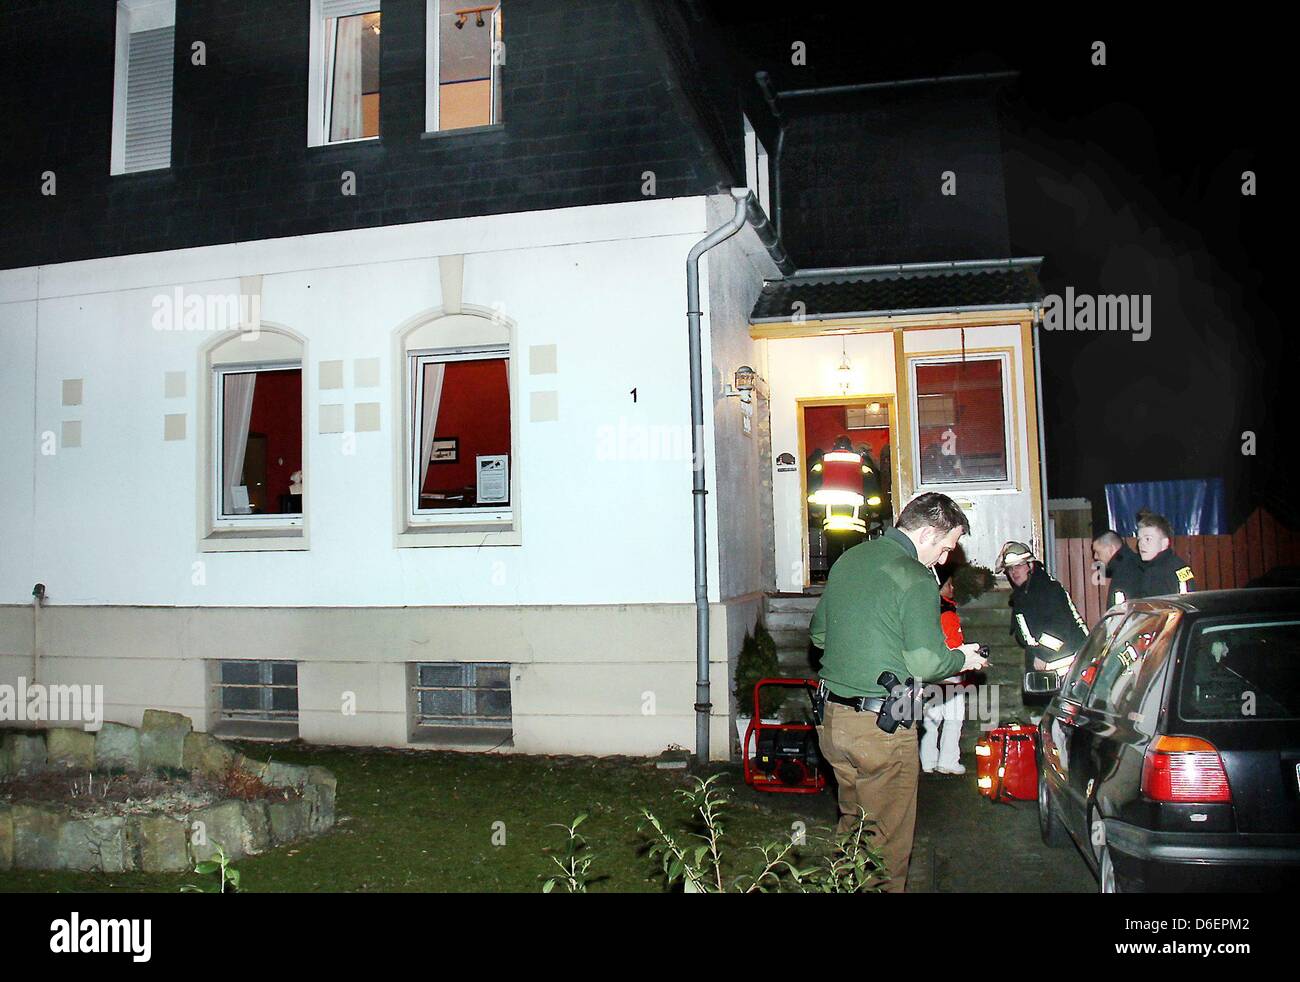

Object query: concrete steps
[761,585,1019,682]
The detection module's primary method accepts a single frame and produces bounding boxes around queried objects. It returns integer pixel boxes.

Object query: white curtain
[329,16,364,141]
[222,373,257,515]
[418,363,446,496]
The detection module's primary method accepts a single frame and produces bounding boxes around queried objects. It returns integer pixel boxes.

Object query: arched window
[200,325,307,550]
[396,308,519,544]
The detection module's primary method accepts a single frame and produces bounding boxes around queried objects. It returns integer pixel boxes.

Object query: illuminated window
[310,1,382,145]
[427,1,503,132]
[911,354,1012,487]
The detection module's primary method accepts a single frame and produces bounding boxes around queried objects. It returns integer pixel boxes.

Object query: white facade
[0,193,779,758]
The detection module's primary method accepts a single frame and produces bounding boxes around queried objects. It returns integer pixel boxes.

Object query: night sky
[700,10,1291,531]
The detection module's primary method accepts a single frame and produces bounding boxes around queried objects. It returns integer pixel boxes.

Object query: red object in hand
[976,724,1038,802]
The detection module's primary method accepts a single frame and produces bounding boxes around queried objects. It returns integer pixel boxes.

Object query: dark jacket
[1009,563,1089,670]
[1131,548,1195,598]
[1105,542,1143,608]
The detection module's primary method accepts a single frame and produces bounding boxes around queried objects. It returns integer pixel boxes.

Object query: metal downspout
[686,188,751,763]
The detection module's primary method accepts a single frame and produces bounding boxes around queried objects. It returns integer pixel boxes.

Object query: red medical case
[975,723,1038,802]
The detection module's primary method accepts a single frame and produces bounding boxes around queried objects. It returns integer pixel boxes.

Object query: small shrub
[951,563,996,605]
[641,775,887,893]
[734,621,783,719]
[540,814,597,893]
[181,843,240,894]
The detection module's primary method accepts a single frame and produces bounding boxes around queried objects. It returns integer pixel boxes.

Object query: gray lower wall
[0,600,761,761]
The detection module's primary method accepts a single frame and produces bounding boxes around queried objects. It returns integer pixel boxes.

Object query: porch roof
[749,257,1044,323]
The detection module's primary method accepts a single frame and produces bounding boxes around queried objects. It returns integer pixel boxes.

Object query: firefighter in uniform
[1132,512,1196,596]
[996,541,1089,690]
[809,493,988,893]
[1092,529,1142,608]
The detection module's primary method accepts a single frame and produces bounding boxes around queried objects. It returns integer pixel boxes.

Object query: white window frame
[408,344,511,526]
[210,361,305,531]
[110,0,176,175]
[909,352,1016,493]
[742,114,771,216]
[425,0,503,133]
[308,0,383,147]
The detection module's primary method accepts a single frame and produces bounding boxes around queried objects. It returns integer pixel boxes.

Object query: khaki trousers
[816,700,919,893]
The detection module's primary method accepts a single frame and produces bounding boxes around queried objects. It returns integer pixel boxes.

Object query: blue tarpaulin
[1105,478,1227,536]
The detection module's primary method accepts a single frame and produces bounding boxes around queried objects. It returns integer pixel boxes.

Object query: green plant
[640,775,887,893]
[540,814,597,893]
[734,621,783,718]
[951,563,996,606]
[181,843,240,894]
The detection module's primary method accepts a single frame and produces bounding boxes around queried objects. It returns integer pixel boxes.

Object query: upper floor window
[910,353,1014,489]
[309,0,382,146]
[742,114,771,215]
[111,0,175,175]
[426,1,503,132]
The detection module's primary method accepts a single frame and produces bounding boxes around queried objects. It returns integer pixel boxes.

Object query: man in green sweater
[810,492,989,892]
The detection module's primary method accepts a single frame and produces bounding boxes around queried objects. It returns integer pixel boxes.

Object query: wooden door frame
[796,394,898,590]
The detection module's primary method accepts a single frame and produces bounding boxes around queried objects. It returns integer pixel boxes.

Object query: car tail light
[1141,736,1232,803]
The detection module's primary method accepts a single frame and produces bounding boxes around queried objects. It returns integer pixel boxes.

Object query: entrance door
[799,398,895,585]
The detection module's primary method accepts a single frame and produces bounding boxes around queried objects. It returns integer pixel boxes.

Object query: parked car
[1032,588,1300,892]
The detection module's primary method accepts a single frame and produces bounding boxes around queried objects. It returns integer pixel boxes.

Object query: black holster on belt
[812,679,828,726]
[876,671,919,733]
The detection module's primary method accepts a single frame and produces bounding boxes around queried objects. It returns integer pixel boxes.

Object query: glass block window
[413,662,511,730]
[217,660,299,723]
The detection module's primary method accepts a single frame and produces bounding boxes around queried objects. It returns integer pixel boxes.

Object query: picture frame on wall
[430,437,458,463]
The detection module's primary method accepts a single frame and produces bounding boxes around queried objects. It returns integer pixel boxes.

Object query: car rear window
[1179,617,1300,721]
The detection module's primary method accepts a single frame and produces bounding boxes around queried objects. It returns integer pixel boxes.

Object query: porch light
[837,353,852,394]
[723,365,767,403]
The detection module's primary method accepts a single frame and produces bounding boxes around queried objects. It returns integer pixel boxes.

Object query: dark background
[1,2,1290,532]
[698,7,1290,532]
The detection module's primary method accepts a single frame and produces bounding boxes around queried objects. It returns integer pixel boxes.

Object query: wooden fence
[1054,508,1299,627]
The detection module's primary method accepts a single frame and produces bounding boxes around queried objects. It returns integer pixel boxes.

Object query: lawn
[0,743,835,893]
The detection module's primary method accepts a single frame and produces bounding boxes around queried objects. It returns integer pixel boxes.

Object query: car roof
[1115,587,1300,618]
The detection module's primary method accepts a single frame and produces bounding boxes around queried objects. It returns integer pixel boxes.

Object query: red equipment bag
[975,723,1038,802]
[742,678,826,795]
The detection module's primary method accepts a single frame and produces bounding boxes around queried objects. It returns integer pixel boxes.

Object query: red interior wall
[804,404,890,462]
[246,369,302,505]
[916,360,1005,456]
[421,359,511,495]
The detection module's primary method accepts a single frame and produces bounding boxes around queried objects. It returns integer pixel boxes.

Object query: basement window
[110,0,176,175]
[410,662,512,745]
[309,0,382,146]
[212,660,299,739]
[426,1,503,132]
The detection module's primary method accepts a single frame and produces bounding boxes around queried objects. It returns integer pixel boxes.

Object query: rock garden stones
[0,712,336,873]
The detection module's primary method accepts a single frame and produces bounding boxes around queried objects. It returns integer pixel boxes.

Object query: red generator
[976,723,1038,802]
[742,678,826,795]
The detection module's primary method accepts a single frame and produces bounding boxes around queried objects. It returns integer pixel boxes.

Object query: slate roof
[750,259,1044,322]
